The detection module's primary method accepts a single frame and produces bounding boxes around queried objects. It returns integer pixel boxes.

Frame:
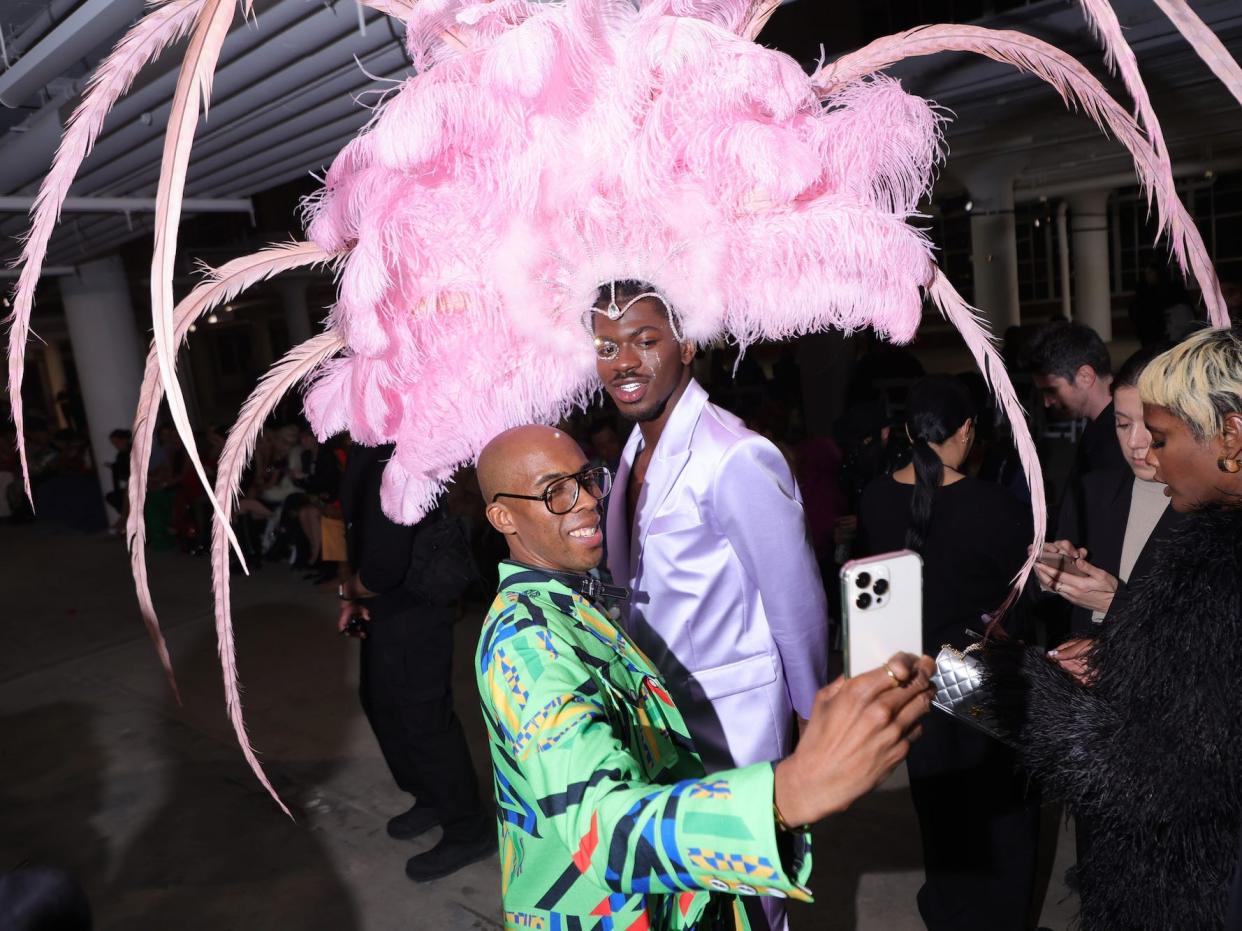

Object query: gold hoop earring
[1218,457,1242,474]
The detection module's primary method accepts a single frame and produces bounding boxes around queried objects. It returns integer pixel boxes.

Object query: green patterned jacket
[475,562,813,931]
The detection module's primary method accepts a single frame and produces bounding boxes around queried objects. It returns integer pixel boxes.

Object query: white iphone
[841,550,923,678]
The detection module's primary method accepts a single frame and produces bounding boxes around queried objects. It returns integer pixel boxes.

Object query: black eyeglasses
[492,466,612,515]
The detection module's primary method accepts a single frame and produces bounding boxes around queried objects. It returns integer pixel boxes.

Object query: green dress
[476,562,813,931]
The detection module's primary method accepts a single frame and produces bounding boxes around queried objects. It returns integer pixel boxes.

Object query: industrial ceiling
[0,0,1239,276]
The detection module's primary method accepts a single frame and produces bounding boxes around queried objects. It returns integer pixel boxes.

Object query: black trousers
[908,710,1041,931]
[359,598,484,840]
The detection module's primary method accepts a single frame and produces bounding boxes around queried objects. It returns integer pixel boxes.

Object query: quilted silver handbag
[930,643,1003,739]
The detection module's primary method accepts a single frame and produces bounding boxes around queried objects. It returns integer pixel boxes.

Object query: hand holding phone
[841,550,923,678]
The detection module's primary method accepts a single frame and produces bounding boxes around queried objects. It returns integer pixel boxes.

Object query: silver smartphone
[840,549,923,678]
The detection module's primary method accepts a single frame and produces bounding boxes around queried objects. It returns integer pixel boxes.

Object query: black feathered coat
[984,508,1242,930]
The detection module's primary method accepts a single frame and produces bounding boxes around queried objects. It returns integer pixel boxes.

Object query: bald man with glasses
[474,424,933,931]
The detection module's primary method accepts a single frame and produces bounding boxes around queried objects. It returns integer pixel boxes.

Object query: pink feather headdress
[6,0,1238,812]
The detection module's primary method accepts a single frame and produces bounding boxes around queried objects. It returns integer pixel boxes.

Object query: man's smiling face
[592,296,694,423]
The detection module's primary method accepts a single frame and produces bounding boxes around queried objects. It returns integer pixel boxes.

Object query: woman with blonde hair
[985,327,1242,930]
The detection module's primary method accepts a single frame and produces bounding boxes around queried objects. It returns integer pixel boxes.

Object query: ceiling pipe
[0,0,79,63]
[0,105,64,195]
[0,195,253,214]
[93,47,407,195]
[76,4,403,192]
[0,265,74,278]
[0,0,145,108]
[1014,159,1242,201]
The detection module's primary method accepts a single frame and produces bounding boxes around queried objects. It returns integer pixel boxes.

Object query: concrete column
[58,255,144,508]
[278,279,314,346]
[1056,202,1072,320]
[962,167,1021,332]
[1068,189,1113,341]
[42,340,69,428]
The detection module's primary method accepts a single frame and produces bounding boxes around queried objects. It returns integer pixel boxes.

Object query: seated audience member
[984,328,1242,930]
[105,428,133,532]
[474,424,934,931]
[857,377,1038,931]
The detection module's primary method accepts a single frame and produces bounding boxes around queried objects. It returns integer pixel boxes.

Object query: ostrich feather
[358,0,416,17]
[741,0,780,41]
[1152,0,1242,109]
[1077,0,1169,166]
[813,24,1228,328]
[5,0,205,504]
[149,0,243,565]
[128,242,338,702]
[927,268,1045,612]
[210,330,344,816]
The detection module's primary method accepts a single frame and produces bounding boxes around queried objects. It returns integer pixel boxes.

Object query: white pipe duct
[0,0,145,108]
[0,265,74,278]
[0,196,253,214]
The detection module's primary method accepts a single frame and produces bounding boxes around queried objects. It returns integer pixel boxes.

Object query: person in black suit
[337,442,492,882]
[1035,345,1187,647]
[1025,323,1128,523]
[858,376,1039,931]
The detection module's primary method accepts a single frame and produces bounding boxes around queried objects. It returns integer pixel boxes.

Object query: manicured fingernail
[1047,649,1059,657]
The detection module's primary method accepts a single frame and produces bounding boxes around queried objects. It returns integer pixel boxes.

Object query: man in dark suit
[1025,322,1127,492]
[1036,344,1185,638]
[337,442,491,882]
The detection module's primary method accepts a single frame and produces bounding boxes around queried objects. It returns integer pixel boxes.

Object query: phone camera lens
[872,578,889,596]
[855,592,872,609]
[856,572,871,589]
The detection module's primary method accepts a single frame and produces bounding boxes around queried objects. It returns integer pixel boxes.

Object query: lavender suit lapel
[633,380,710,566]
[607,424,642,584]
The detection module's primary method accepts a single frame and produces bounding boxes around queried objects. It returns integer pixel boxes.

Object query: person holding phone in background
[1037,345,1189,678]
[857,376,1039,931]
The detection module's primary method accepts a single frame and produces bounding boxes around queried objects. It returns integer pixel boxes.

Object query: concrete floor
[1,524,1079,930]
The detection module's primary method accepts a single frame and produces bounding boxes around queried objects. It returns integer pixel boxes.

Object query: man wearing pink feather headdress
[592,280,828,931]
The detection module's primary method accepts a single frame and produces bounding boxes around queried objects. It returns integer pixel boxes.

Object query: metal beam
[0,196,254,214]
[0,265,75,278]
[0,0,145,108]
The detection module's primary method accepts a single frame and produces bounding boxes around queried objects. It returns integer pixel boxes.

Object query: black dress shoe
[387,804,440,840]
[404,829,494,882]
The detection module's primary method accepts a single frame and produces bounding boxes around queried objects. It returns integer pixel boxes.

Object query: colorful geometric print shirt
[476,562,813,931]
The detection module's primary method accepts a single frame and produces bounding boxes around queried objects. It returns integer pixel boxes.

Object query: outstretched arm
[982,639,1120,815]
[480,616,813,900]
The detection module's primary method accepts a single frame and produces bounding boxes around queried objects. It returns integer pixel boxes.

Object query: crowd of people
[457,301,1242,931]
[7,295,1242,930]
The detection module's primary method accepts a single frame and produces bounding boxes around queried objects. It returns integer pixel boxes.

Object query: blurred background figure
[858,376,1039,931]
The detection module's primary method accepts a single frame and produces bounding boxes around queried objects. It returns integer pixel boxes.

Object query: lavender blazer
[606,379,829,771]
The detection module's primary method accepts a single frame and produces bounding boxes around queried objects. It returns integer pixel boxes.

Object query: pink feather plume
[1077,0,1170,168]
[149,0,249,566]
[128,243,337,703]
[5,0,205,504]
[1152,0,1242,109]
[814,23,1228,328]
[927,268,1046,609]
[211,330,344,817]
